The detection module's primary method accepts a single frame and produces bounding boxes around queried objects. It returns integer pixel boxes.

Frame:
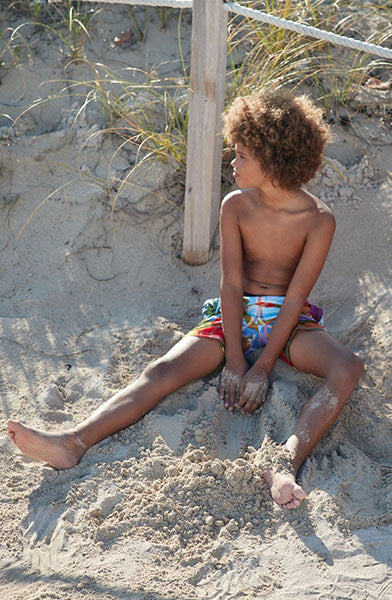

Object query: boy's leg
[7,336,223,469]
[262,329,364,509]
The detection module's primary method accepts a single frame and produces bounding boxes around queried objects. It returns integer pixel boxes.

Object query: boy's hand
[219,360,248,412]
[236,367,268,414]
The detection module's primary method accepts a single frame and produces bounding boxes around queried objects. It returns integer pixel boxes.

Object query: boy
[7,91,364,509]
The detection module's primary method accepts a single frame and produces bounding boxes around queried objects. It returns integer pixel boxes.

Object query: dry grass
[2,0,391,226]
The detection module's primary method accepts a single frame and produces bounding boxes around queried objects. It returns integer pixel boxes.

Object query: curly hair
[222,90,330,190]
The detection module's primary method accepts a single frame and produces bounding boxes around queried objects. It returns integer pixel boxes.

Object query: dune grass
[226,0,392,110]
[3,1,99,61]
[127,5,176,41]
[3,0,392,230]
[0,24,29,73]
[97,0,392,187]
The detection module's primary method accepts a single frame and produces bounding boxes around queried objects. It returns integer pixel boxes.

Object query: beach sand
[1,4,391,599]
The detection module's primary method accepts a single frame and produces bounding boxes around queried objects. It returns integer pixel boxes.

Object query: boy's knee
[347,354,365,382]
[143,358,176,386]
[331,353,364,388]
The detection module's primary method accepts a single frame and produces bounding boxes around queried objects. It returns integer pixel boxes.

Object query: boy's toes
[282,497,302,510]
[6,420,18,443]
[293,484,307,501]
[282,484,306,509]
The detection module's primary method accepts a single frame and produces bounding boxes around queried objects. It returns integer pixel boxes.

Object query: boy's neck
[250,182,302,210]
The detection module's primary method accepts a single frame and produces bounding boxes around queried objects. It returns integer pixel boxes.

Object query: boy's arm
[250,211,336,377]
[219,193,248,408]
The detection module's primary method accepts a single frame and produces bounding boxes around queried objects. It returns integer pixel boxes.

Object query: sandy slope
[0,4,391,599]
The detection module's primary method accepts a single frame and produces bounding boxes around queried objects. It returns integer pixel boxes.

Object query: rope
[223,1,392,60]
[74,0,193,7]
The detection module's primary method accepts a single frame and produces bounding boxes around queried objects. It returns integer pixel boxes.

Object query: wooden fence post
[181,0,228,265]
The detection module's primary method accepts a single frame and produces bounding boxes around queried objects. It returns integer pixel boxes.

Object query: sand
[1,4,391,599]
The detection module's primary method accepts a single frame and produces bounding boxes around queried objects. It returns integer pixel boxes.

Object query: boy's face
[231,142,269,190]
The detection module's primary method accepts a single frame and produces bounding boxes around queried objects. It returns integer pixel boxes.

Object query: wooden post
[181,0,228,265]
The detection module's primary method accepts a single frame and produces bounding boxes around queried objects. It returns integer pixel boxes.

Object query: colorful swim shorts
[186,295,325,366]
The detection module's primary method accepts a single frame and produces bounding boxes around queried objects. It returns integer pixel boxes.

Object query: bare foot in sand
[262,469,307,509]
[6,420,87,469]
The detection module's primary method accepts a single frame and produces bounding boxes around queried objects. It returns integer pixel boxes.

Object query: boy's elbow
[220,280,243,295]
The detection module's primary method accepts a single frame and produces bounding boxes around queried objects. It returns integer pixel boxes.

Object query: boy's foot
[6,420,86,469]
[262,469,307,509]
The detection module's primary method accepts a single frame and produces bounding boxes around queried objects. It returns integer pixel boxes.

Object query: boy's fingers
[236,387,248,408]
[242,382,264,406]
[223,373,267,412]
[223,380,232,408]
[238,394,253,410]
[223,386,231,409]
[219,385,227,407]
[221,370,238,409]
[220,383,231,410]
[242,394,257,410]
[249,386,262,404]
[229,381,238,409]
[241,399,260,414]
[219,384,224,401]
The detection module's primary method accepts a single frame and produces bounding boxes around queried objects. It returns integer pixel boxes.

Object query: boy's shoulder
[301,191,336,240]
[220,189,252,216]
[221,189,246,206]
[303,190,335,222]
[221,189,335,218]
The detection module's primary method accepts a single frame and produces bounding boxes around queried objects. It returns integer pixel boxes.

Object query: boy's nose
[231,157,236,166]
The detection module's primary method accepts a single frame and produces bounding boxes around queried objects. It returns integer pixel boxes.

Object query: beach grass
[3,1,100,60]
[126,5,176,41]
[94,0,391,189]
[226,0,392,111]
[3,0,391,225]
[0,25,28,72]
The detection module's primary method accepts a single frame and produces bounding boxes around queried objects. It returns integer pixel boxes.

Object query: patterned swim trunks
[186,295,325,366]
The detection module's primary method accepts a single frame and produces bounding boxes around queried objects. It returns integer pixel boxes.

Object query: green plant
[225,0,392,113]
[107,81,189,215]
[0,24,31,74]
[304,3,392,112]
[11,53,190,223]
[226,4,323,104]
[12,0,392,234]
[5,0,49,19]
[126,6,149,42]
[64,59,190,167]
[6,1,98,61]
[0,194,20,224]
[54,9,190,171]
[126,6,177,42]
[48,0,97,60]
[158,7,175,29]
[27,0,49,20]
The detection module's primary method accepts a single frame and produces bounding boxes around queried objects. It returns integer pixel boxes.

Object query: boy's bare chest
[239,209,309,264]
